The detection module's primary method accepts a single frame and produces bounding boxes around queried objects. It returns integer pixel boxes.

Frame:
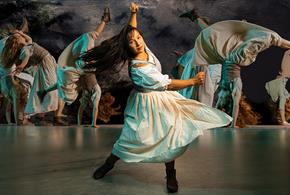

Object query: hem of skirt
[24,108,58,115]
[112,145,189,163]
[111,131,203,163]
[112,114,232,163]
[56,85,77,105]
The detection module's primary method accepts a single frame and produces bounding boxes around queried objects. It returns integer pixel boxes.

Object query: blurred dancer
[39,7,110,128]
[265,50,290,125]
[191,18,290,127]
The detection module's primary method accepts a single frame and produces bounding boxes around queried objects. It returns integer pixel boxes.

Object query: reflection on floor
[0,125,289,195]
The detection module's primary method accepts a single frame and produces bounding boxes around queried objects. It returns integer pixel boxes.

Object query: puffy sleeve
[130,65,172,91]
[228,24,283,66]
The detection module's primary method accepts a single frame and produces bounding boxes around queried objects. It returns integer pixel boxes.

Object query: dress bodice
[129,46,171,92]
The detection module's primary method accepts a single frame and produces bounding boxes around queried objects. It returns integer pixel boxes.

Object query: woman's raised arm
[128,2,139,28]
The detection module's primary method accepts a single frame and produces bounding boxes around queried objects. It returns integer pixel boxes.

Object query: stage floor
[0,125,289,195]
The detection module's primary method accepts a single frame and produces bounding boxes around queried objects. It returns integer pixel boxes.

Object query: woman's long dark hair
[80,25,140,73]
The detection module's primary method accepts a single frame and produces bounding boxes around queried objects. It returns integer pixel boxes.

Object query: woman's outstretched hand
[14,65,25,75]
[130,2,139,13]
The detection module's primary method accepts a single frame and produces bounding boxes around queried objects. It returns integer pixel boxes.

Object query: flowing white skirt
[24,54,58,114]
[113,90,232,163]
[56,65,82,104]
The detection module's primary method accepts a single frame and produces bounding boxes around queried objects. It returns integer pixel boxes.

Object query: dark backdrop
[1,0,290,124]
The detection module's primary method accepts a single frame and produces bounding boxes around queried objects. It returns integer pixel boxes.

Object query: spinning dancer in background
[173,10,222,107]
[265,50,290,125]
[1,32,34,125]
[0,18,33,125]
[10,31,67,125]
[38,7,110,128]
[191,19,290,127]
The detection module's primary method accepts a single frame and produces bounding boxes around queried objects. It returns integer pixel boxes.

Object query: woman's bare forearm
[167,79,195,91]
[129,12,137,28]
[129,2,138,28]
[95,21,106,35]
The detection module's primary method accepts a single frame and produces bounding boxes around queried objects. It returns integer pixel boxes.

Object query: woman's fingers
[130,2,139,12]
[195,71,205,84]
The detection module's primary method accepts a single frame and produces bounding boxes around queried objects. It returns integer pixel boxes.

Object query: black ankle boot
[166,169,178,193]
[37,90,46,103]
[93,160,114,180]
[179,9,199,22]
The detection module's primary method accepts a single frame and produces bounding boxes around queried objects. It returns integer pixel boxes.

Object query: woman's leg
[230,79,242,128]
[4,98,12,124]
[91,98,100,128]
[12,96,19,125]
[231,95,241,128]
[77,104,85,125]
[179,9,209,29]
[54,98,65,117]
[165,160,178,193]
[93,153,119,180]
[37,83,58,102]
[53,99,68,126]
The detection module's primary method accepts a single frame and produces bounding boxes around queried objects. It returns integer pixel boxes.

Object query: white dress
[0,65,34,103]
[112,48,232,163]
[265,51,290,110]
[0,38,34,104]
[265,76,289,110]
[193,20,283,66]
[177,48,221,106]
[21,43,58,114]
[57,31,101,104]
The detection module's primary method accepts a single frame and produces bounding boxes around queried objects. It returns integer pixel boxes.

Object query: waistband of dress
[133,87,153,93]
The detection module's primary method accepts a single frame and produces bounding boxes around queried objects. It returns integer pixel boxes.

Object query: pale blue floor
[0,125,290,195]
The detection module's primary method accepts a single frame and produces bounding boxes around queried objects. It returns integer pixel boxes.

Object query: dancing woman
[81,3,232,193]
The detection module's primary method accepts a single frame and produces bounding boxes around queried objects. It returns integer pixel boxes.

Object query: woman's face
[127,30,145,55]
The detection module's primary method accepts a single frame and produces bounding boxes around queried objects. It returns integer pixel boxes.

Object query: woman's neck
[134,51,148,61]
